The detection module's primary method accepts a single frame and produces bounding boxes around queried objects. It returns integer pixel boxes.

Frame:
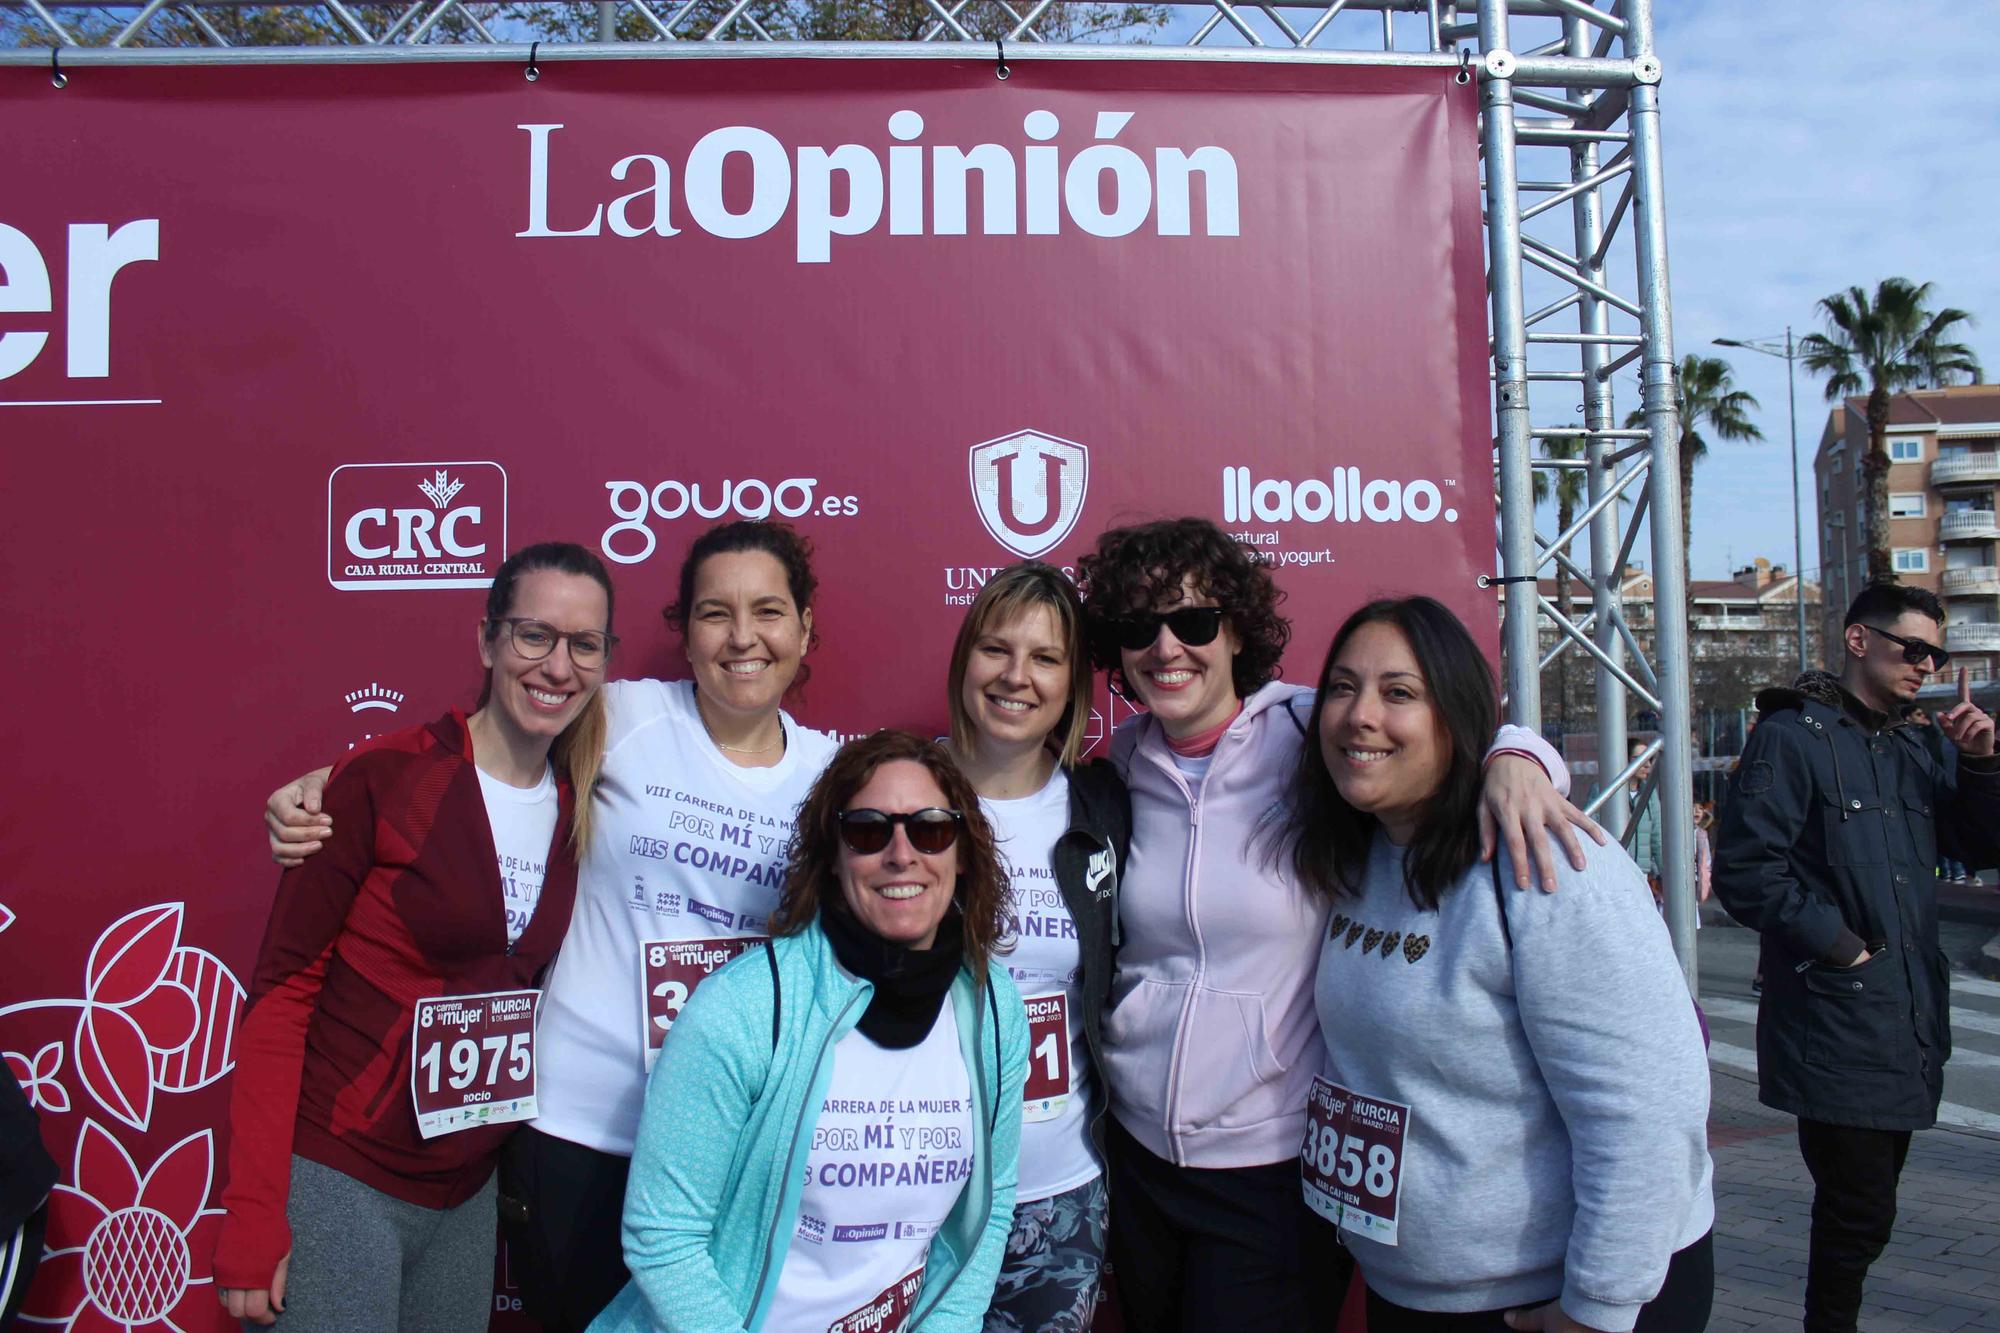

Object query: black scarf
[819,901,963,1049]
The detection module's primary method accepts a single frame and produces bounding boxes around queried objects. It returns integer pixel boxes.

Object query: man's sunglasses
[837,808,964,856]
[1861,624,1950,670]
[1110,606,1227,653]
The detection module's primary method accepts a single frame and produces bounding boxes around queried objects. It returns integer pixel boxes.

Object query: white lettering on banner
[328,462,507,590]
[517,111,1240,265]
[0,220,159,381]
[601,478,860,564]
[1221,466,1460,525]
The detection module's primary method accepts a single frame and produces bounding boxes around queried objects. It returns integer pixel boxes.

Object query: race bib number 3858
[1300,1075,1411,1245]
[410,989,539,1140]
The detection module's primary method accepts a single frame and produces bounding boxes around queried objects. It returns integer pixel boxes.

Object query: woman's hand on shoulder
[1503,1299,1609,1333]
[1478,754,1607,893]
[219,1253,290,1326]
[265,768,333,867]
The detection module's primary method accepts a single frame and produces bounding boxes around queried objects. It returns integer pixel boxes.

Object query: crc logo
[968,430,1089,560]
[327,462,506,591]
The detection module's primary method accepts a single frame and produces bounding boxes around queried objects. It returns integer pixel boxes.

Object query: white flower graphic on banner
[18,1120,225,1332]
[4,1041,71,1113]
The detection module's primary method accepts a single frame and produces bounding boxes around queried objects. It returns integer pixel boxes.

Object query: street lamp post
[1715,331,1807,671]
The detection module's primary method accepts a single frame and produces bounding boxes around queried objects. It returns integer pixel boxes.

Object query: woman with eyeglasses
[1074,518,1598,1331]
[589,730,1028,1333]
[1280,596,1712,1333]
[940,563,1127,1331]
[259,521,840,1331]
[214,542,616,1331]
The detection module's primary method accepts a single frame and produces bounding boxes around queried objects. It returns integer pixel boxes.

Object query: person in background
[1075,517,1600,1332]
[588,731,1027,1333]
[1627,742,1663,901]
[1284,595,1713,1332]
[1909,707,1974,885]
[1714,583,2000,1333]
[216,542,615,1330]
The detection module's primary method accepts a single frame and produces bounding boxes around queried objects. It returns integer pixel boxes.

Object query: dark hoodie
[1713,669,2000,1130]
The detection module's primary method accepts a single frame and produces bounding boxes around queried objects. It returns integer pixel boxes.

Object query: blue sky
[1156,0,2000,582]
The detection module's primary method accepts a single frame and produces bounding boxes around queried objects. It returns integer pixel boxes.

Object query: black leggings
[497,1126,633,1333]
[1364,1230,1713,1333]
[1106,1117,1352,1333]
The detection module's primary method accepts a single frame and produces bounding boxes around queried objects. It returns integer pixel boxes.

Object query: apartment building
[1814,385,2000,681]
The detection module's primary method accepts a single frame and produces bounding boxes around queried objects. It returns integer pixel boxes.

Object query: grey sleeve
[1506,848,1712,1331]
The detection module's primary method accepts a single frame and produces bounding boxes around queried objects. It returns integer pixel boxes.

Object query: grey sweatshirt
[1313,833,1712,1331]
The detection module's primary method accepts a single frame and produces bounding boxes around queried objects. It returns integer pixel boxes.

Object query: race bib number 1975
[1300,1075,1411,1245]
[410,989,539,1140]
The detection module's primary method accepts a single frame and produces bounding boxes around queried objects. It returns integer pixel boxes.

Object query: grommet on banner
[525,41,540,82]
[1455,49,1472,84]
[995,39,1009,81]
[51,46,67,90]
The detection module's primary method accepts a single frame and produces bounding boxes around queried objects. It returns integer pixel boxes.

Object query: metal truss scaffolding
[3,0,1697,988]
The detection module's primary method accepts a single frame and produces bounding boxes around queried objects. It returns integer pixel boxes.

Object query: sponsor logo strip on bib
[641,936,766,1070]
[1021,992,1072,1123]
[1300,1074,1411,1245]
[828,1266,924,1333]
[410,989,540,1140]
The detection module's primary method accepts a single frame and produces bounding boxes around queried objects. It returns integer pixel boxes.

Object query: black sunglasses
[1861,624,1949,670]
[837,808,963,856]
[1111,606,1227,653]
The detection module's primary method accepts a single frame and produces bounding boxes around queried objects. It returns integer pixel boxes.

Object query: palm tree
[1626,354,1764,623]
[1800,278,1983,583]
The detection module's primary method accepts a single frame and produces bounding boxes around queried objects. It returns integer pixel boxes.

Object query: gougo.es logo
[601,477,859,564]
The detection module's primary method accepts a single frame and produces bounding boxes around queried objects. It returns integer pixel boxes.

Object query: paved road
[1698,911,2000,1331]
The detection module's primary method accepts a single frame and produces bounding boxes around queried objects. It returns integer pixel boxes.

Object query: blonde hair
[944,562,1093,768]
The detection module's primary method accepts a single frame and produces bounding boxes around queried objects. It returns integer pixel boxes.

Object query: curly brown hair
[771,730,1011,982]
[1076,517,1290,701]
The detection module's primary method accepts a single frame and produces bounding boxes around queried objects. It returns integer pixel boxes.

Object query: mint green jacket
[587,922,1028,1333]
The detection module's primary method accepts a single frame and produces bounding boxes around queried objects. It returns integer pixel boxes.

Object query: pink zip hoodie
[1102,681,1567,1168]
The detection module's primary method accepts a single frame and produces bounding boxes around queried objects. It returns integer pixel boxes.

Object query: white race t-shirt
[768,1005,974,1333]
[475,764,559,945]
[532,678,839,1154]
[985,770,1101,1202]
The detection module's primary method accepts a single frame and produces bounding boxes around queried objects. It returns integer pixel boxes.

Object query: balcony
[1942,567,2000,597]
[1947,623,2000,653]
[1940,511,2000,542]
[1932,452,2000,485]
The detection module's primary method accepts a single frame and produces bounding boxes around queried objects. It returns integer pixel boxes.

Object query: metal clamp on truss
[1480,575,1540,587]
[525,41,540,82]
[995,39,1009,81]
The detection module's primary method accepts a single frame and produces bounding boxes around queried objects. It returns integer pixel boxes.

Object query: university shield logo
[967,430,1089,559]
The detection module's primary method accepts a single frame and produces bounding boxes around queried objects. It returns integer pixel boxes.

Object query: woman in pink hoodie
[1076,518,1598,1332]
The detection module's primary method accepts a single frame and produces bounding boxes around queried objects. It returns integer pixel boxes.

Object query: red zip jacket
[214,709,578,1289]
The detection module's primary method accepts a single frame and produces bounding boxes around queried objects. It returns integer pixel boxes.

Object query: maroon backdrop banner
[0,56,1489,1331]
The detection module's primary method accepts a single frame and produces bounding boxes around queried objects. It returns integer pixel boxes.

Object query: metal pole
[1481,0,1540,727]
[1622,0,1696,992]
[1788,326,1807,670]
[598,2,615,41]
[1566,13,1625,835]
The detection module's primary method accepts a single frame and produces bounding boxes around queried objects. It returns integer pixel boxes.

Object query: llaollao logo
[968,430,1089,560]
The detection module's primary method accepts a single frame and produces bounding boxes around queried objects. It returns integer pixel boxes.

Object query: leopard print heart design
[1329,914,1351,940]
[1362,928,1384,954]
[1345,922,1366,948]
[1402,934,1431,964]
[1379,931,1402,959]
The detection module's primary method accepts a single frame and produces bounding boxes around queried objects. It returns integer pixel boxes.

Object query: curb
[1980,929,2000,982]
